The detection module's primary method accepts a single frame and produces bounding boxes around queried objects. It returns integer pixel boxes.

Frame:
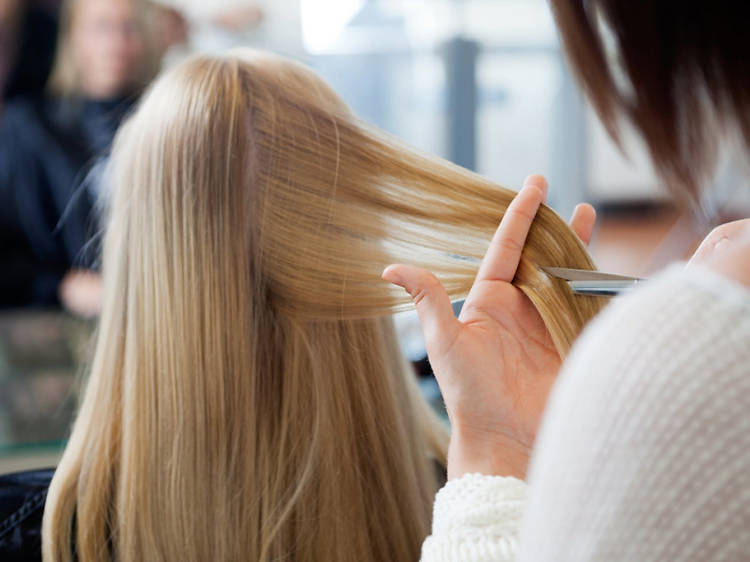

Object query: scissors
[541,267,645,296]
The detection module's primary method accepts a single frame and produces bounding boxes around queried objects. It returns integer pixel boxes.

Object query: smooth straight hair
[43,50,606,561]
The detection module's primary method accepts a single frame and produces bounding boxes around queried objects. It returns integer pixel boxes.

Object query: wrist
[447,425,530,481]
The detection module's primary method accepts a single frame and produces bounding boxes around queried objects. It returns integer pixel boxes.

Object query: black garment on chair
[0,463,444,561]
[0,468,53,562]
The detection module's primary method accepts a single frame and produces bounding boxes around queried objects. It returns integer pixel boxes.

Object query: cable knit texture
[422,264,750,561]
[421,473,527,561]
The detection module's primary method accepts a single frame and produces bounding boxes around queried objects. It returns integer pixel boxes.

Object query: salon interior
[1,0,746,474]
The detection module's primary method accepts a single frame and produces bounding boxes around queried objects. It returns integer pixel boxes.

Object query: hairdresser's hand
[383,175,596,480]
[689,218,750,287]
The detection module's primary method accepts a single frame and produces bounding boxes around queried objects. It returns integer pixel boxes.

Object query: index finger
[474,174,548,283]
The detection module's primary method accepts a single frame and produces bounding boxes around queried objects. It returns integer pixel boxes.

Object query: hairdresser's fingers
[475,174,548,283]
[382,264,460,354]
[569,203,597,246]
[689,218,750,265]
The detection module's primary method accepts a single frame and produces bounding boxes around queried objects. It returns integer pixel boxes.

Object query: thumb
[382,264,460,354]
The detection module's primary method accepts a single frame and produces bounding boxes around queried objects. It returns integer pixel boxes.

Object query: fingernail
[524,174,548,198]
[713,237,729,252]
[382,266,405,288]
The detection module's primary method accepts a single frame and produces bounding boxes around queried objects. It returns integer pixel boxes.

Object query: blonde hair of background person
[42,50,606,562]
[48,0,160,98]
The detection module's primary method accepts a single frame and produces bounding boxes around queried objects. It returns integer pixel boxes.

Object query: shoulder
[541,261,750,489]
[570,262,750,368]
[557,263,750,414]
[0,468,54,562]
[0,96,52,147]
[1,96,46,126]
[517,267,750,559]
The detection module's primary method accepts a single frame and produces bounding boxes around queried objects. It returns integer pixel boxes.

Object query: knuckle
[411,287,428,307]
[507,207,536,223]
[411,274,440,307]
[493,236,523,254]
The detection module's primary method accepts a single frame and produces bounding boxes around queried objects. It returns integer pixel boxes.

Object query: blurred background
[2,0,749,472]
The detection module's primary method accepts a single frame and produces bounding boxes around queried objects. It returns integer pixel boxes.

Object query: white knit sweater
[421,264,750,561]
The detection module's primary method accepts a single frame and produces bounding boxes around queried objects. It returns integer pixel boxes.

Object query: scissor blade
[568,280,641,296]
[541,266,643,282]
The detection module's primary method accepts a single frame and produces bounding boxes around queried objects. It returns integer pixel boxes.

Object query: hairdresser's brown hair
[43,50,605,562]
[551,1,750,204]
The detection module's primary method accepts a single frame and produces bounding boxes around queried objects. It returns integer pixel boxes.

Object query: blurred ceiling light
[301,0,364,53]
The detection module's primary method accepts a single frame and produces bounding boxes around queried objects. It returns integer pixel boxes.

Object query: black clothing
[0,95,134,307]
[0,461,445,562]
[0,468,52,562]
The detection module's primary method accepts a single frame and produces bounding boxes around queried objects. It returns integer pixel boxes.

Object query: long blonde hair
[43,50,605,561]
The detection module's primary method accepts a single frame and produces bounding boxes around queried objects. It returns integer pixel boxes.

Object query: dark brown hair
[550,1,750,204]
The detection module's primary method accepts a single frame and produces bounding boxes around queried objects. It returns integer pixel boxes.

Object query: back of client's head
[43,50,605,562]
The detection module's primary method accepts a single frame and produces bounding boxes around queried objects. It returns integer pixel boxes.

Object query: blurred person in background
[0,0,162,315]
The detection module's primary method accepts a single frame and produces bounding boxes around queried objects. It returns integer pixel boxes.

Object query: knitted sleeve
[518,264,750,560]
[421,473,528,562]
[421,264,750,561]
